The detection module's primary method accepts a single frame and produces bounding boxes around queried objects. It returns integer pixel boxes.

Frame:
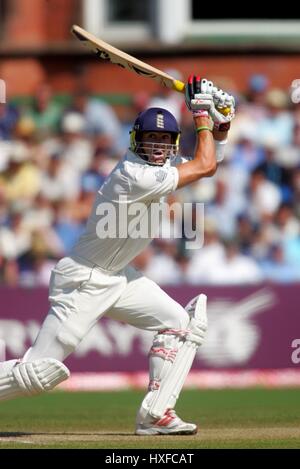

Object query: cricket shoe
[135,409,198,436]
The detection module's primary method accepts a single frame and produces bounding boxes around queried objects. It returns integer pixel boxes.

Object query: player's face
[140,131,173,165]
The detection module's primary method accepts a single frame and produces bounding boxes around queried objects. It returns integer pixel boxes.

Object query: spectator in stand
[256,89,294,147]
[273,118,300,183]
[235,215,257,255]
[88,145,119,179]
[248,168,282,224]
[283,234,300,270]
[228,74,269,145]
[243,74,270,120]
[260,243,300,283]
[143,241,183,285]
[291,167,300,218]
[0,141,41,206]
[0,140,12,172]
[67,174,98,225]
[19,252,57,288]
[0,256,19,287]
[53,200,85,255]
[22,193,55,232]
[185,219,225,284]
[229,130,266,174]
[40,152,80,202]
[22,83,64,136]
[205,239,263,285]
[0,190,9,225]
[60,112,94,174]
[18,227,62,288]
[274,203,300,241]
[255,142,292,202]
[0,101,19,140]
[66,89,124,155]
[250,218,281,263]
[206,178,242,240]
[0,209,31,261]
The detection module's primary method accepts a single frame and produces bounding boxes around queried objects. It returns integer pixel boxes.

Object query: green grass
[0,389,300,448]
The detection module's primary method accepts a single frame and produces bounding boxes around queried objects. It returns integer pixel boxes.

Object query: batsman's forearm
[193,115,215,170]
[176,116,216,188]
[176,130,216,188]
[193,115,212,131]
[193,129,216,176]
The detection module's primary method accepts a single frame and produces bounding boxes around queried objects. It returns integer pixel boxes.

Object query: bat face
[72,25,230,114]
[71,25,185,92]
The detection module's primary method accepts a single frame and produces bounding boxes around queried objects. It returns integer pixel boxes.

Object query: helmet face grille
[130,107,181,165]
[135,141,179,166]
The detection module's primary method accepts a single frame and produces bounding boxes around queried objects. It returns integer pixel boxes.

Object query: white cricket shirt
[71,150,179,273]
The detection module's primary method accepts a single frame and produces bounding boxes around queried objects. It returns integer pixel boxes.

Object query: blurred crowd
[1,73,300,287]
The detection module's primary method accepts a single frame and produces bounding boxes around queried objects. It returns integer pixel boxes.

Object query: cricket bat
[72,25,185,93]
[71,25,230,115]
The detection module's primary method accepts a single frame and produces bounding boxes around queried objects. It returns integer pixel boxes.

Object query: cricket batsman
[0,77,235,435]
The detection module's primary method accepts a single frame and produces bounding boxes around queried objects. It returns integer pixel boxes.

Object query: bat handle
[217,107,231,116]
[173,79,186,93]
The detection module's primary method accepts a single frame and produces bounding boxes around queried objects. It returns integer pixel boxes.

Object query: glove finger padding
[194,75,202,95]
[209,88,236,128]
[225,94,235,109]
[185,75,213,112]
[190,95,213,110]
[214,89,228,109]
[211,105,235,124]
[200,79,214,95]
[185,74,196,108]
[213,89,235,111]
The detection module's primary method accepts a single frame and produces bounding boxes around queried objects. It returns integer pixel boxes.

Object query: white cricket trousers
[25,256,189,362]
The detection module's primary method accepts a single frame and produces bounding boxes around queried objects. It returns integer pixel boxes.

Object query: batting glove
[210,88,236,131]
[189,77,235,130]
[185,75,213,118]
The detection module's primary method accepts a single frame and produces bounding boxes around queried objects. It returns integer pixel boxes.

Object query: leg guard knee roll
[149,329,186,363]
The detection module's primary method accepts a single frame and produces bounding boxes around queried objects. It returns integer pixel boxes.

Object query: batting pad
[0,358,70,401]
[148,295,207,419]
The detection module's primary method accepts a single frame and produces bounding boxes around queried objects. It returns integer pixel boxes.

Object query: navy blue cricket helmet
[130,107,181,159]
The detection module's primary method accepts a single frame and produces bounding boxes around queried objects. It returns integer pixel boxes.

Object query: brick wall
[1,54,299,98]
[0,0,298,98]
[3,0,78,45]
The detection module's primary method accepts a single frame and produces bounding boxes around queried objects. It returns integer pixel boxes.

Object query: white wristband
[214,139,227,163]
